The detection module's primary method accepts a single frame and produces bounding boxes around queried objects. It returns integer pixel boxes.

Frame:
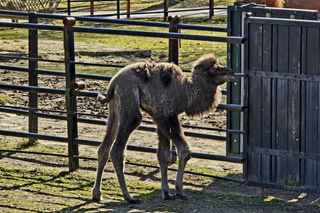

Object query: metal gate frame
[226,3,318,159]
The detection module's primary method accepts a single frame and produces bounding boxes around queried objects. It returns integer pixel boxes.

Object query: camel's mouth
[215,67,235,82]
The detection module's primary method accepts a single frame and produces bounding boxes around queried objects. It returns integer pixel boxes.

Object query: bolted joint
[63,17,76,26]
[72,81,86,91]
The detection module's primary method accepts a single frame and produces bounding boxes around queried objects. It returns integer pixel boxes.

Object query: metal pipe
[0,83,65,94]
[73,26,245,44]
[0,105,244,134]
[0,107,232,140]
[0,149,67,158]
[217,104,247,112]
[0,9,228,32]
[75,139,245,163]
[0,22,64,31]
[0,129,68,142]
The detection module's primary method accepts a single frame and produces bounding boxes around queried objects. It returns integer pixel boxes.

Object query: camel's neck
[185,76,221,116]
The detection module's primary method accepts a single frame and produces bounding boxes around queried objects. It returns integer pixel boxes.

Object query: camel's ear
[194,60,214,72]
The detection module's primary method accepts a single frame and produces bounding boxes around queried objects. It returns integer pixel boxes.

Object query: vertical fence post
[63,17,79,172]
[127,0,131,18]
[67,0,71,15]
[209,0,214,18]
[117,0,120,19]
[90,0,94,16]
[168,15,180,65]
[164,0,169,21]
[28,12,38,144]
[168,15,180,164]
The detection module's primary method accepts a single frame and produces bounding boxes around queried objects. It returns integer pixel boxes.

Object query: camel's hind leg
[169,116,191,199]
[92,100,118,201]
[156,121,174,200]
[110,91,142,203]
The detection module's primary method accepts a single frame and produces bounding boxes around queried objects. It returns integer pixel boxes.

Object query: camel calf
[92,54,234,203]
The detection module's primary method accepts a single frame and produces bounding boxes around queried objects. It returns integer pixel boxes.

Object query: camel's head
[192,54,234,85]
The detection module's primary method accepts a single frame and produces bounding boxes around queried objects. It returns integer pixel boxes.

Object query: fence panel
[227,3,318,157]
[0,11,245,174]
[244,17,320,192]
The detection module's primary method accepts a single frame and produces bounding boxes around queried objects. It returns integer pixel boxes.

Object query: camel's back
[106,61,190,118]
[137,62,190,118]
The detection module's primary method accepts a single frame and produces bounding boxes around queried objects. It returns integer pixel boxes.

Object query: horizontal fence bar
[73,26,245,44]
[0,129,240,163]
[0,83,65,95]
[0,106,229,140]
[0,9,227,33]
[178,24,227,32]
[240,6,318,16]
[247,70,320,82]
[0,65,114,81]
[246,16,320,28]
[0,54,65,64]
[0,21,64,31]
[0,129,68,142]
[0,105,245,134]
[72,61,125,68]
[0,64,29,72]
[248,146,320,161]
[218,104,246,112]
[0,149,67,158]
[75,139,244,163]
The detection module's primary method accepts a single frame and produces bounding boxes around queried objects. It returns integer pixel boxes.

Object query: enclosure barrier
[0,9,246,176]
[62,0,226,20]
[3,3,320,193]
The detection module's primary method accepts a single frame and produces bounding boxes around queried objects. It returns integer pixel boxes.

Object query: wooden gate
[227,3,318,157]
[244,16,320,191]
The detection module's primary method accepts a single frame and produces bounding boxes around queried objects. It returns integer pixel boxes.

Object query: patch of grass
[0,94,12,104]
[0,139,67,154]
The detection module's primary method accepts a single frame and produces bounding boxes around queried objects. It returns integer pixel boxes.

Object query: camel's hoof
[92,195,103,202]
[125,197,141,204]
[163,192,175,200]
[175,194,188,200]
[92,191,103,202]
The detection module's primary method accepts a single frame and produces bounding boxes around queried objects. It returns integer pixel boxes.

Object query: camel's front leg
[170,116,191,199]
[156,126,174,200]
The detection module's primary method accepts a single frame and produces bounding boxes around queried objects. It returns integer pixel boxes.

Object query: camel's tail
[97,85,115,104]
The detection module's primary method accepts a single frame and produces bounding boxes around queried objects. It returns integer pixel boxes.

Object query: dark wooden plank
[305,27,319,188]
[276,25,289,185]
[287,25,302,187]
[300,26,307,187]
[316,28,320,190]
[271,24,278,183]
[247,23,263,182]
[261,24,272,183]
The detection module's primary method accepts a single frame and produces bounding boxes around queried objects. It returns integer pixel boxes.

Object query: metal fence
[0,10,245,175]
[62,0,227,20]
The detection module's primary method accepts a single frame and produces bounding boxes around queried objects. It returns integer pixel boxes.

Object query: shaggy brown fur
[92,54,233,203]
